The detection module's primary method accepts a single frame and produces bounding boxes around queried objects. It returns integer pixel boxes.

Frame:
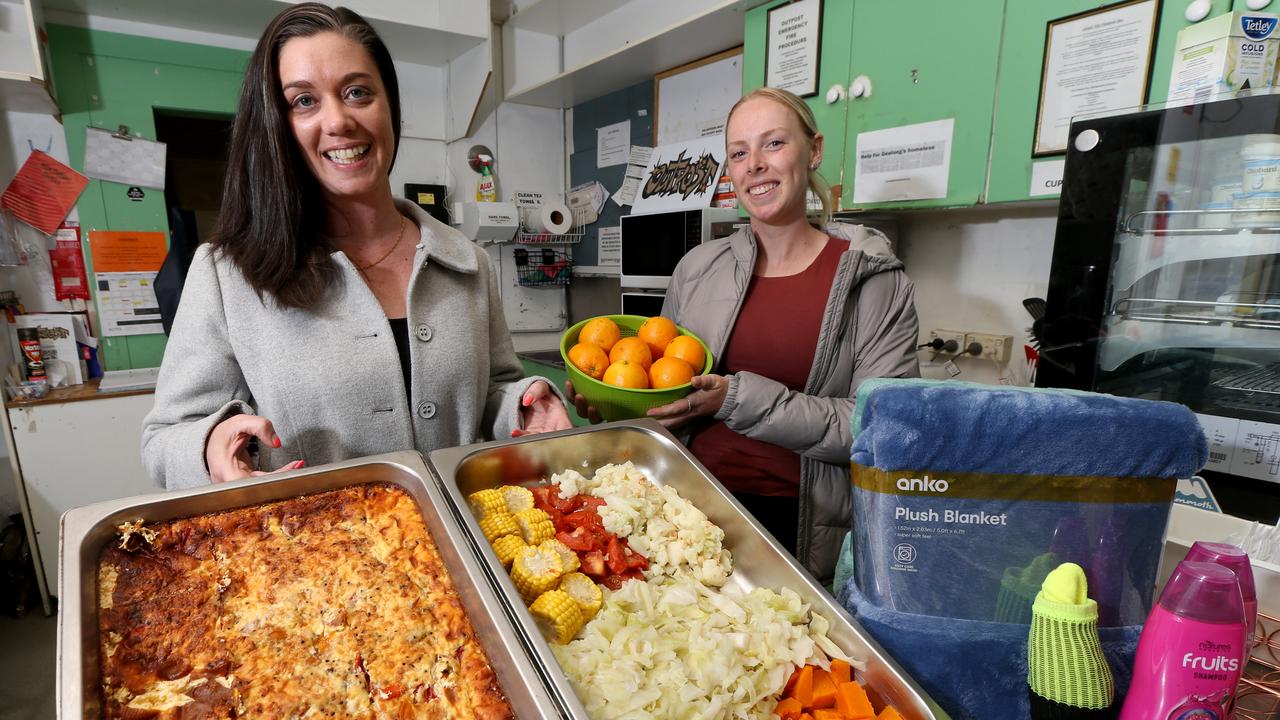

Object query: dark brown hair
[211,3,400,310]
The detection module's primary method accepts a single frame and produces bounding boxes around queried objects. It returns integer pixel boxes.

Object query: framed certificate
[766,0,823,98]
[1033,0,1160,156]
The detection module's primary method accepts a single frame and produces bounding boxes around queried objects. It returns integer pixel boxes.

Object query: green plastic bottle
[476,156,497,202]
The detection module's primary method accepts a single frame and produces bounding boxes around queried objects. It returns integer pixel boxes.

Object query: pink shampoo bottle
[1119,561,1247,719]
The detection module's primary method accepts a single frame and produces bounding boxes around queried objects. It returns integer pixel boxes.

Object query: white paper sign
[853,119,954,204]
[597,120,630,168]
[83,127,167,189]
[1035,0,1157,155]
[597,226,621,268]
[96,271,163,336]
[1029,160,1066,197]
[766,0,821,96]
[1197,412,1280,484]
[631,135,725,215]
[612,146,653,207]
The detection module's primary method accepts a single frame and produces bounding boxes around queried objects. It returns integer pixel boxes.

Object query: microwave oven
[620,207,743,289]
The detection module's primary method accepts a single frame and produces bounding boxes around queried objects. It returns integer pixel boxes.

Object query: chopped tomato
[601,574,627,591]
[530,485,557,510]
[621,568,644,581]
[542,505,565,530]
[580,549,606,578]
[624,549,649,571]
[606,536,629,575]
[563,509,603,531]
[376,682,406,701]
[577,496,607,510]
[557,528,595,552]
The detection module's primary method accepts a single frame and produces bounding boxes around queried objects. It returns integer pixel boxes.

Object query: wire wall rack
[513,247,572,288]
[514,206,590,245]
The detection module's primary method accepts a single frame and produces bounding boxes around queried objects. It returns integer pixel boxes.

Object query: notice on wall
[597,120,631,168]
[84,127,168,189]
[853,119,954,204]
[765,0,821,97]
[632,135,725,215]
[1034,0,1158,155]
[612,146,653,207]
[1197,412,1280,484]
[0,150,89,235]
[597,226,621,268]
[88,230,167,337]
[1029,160,1066,197]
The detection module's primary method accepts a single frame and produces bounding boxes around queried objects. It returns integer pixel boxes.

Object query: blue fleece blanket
[850,378,1208,478]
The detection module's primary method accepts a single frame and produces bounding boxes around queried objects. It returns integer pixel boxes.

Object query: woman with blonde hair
[647,87,919,583]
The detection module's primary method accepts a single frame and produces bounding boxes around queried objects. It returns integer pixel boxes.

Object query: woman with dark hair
[142,3,570,490]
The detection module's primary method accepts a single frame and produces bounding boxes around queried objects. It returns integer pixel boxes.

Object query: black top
[388,317,411,394]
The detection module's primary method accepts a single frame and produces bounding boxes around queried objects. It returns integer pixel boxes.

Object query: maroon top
[689,238,848,497]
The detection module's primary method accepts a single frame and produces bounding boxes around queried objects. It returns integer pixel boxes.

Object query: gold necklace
[355,215,408,273]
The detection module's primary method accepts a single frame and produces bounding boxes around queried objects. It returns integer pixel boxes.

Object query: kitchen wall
[896,204,1058,386]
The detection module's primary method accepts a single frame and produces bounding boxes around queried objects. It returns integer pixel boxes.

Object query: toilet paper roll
[526,201,573,235]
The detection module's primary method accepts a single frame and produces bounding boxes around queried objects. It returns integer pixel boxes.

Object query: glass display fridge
[1038,90,1280,522]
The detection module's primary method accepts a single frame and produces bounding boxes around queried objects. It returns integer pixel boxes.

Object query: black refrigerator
[1038,90,1280,522]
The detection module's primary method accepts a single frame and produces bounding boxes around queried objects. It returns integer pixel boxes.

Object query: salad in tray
[467,462,904,720]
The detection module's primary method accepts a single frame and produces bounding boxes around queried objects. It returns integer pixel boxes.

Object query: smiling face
[725,96,823,227]
[278,31,395,204]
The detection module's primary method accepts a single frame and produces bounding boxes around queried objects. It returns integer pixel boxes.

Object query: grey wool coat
[142,200,547,490]
[662,221,920,583]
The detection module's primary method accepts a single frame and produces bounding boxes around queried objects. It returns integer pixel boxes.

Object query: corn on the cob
[511,545,563,603]
[478,512,519,542]
[491,535,527,568]
[559,572,602,621]
[499,485,535,513]
[540,539,579,574]
[513,508,555,545]
[467,488,506,521]
[529,589,585,644]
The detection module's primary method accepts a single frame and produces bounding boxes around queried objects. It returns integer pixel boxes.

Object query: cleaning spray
[1118,561,1248,719]
[475,154,497,202]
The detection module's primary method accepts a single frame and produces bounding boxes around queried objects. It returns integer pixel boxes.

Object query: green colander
[560,315,714,422]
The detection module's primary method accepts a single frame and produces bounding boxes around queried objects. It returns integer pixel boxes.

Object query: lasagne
[97,483,514,719]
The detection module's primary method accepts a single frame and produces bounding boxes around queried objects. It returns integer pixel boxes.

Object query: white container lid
[1242,133,1280,156]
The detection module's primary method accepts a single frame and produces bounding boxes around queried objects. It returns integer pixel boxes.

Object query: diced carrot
[812,710,843,720]
[877,707,904,720]
[783,666,803,697]
[836,681,875,719]
[775,697,803,720]
[811,669,837,709]
[830,659,852,685]
[794,666,815,709]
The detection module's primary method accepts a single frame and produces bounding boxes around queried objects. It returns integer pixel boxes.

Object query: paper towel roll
[527,201,573,235]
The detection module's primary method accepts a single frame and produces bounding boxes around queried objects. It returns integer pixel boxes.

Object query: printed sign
[631,135,725,215]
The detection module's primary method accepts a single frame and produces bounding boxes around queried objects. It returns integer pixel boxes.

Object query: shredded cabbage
[550,462,733,587]
[551,573,852,719]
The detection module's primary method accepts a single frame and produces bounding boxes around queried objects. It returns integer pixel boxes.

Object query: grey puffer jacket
[662,221,920,583]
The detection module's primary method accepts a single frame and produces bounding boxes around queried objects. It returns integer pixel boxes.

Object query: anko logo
[896,475,950,493]
[1243,16,1278,40]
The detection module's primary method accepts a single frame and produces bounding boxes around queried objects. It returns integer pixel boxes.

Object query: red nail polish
[522,393,533,407]
[272,437,281,449]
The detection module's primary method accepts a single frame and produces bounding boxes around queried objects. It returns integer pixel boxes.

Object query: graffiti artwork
[632,135,726,215]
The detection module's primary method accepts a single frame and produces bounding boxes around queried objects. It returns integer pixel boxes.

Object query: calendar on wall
[96,271,162,336]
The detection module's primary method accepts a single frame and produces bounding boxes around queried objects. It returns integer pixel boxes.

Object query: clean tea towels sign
[630,135,724,215]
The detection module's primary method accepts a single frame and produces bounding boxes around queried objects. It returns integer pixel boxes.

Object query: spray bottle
[475,154,497,202]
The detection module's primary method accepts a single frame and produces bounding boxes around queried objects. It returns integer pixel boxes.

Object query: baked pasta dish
[96,483,514,719]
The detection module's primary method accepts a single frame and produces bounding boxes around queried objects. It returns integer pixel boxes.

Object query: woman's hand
[646,373,729,429]
[206,415,304,483]
[563,379,604,424]
[514,380,573,436]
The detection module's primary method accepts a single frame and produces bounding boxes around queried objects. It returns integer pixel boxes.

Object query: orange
[603,359,649,389]
[637,316,679,359]
[650,357,694,389]
[663,335,705,371]
[579,317,621,352]
[609,336,653,370]
[567,342,609,380]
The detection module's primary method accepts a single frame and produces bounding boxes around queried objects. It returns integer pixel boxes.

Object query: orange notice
[88,231,167,272]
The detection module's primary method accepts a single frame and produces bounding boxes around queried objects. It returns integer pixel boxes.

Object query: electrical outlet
[964,332,1013,363]
[929,329,966,354]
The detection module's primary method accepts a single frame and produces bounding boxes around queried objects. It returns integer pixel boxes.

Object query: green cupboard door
[842,0,1005,210]
[71,51,242,369]
[986,0,1228,204]
[743,0,856,202]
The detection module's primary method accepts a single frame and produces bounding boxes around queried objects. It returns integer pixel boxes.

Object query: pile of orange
[567,316,706,390]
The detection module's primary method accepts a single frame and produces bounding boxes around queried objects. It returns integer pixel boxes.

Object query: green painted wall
[47,24,248,369]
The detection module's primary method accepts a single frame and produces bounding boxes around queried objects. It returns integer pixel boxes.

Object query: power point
[964,332,1013,363]
[928,329,966,354]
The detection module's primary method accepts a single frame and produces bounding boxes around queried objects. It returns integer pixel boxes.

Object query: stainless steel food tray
[57,451,565,719]
[428,420,949,720]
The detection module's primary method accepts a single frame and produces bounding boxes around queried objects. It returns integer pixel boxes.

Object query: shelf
[1100,316,1280,372]
[507,0,630,35]
[1113,229,1280,290]
[505,0,750,108]
[0,70,56,113]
